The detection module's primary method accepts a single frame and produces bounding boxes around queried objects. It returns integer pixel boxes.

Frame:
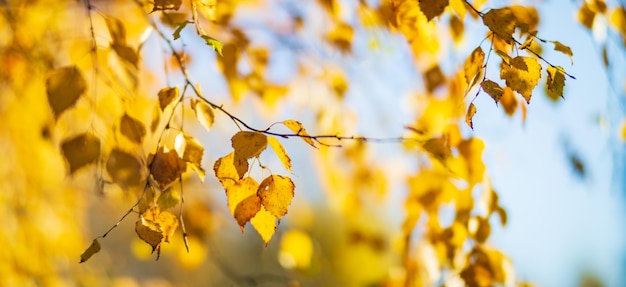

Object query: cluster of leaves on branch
[6,0,584,285]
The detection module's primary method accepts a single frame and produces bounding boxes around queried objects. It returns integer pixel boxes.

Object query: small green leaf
[201,35,223,56]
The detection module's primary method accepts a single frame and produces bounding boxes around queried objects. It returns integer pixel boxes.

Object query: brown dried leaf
[106,149,143,188]
[267,137,292,173]
[152,0,182,12]
[46,66,86,118]
[61,133,100,174]
[104,17,126,45]
[419,0,449,21]
[79,239,101,263]
[424,64,445,93]
[158,87,179,111]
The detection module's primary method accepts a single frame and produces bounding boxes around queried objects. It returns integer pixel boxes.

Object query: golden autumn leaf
[552,41,573,64]
[424,64,445,93]
[150,148,187,190]
[267,137,292,173]
[500,86,518,117]
[464,47,485,88]
[214,151,248,188]
[152,0,182,12]
[509,5,538,33]
[419,0,449,21]
[120,113,146,144]
[482,8,517,44]
[225,177,259,221]
[422,137,451,160]
[158,86,180,111]
[106,148,143,188]
[546,66,566,101]
[112,44,139,68]
[234,194,261,230]
[175,132,205,180]
[46,66,86,118]
[157,188,180,210]
[282,120,316,148]
[79,239,101,263]
[257,175,295,219]
[135,207,179,259]
[190,98,215,133]
[465,103,477,130]
[458,138,486,185]
[577,2,596,29]
[232,131,268,161]
[61,133,101,174]
[251,206,278,245]
[500,56,542,103]
[481,79,504,104]
[609,7,626,36]
[104,16,126,45]
[327,22,354,53]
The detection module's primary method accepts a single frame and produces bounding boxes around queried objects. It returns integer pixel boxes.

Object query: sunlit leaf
[327,22,354,53]
[112,44,139,68]
[458,138,486,185]
[552,41,573,64]
[481,80,504,104]
[465,103,477,130]
[157,188,180,210]
[135,207,179,260]
[282,120,316,148]
[449,15,464,44]
[120,114,146,144]
[61,133,100,174]
[519,36,533,50]
[190,98,214,133]
[419,0,449,21]
[201,35,223,56]
[546,66,566,101]
[500,56,542,103]
[79,239,101,263]
[150,148,187,190]
[152,0,182,12]
[577,2,596,29]
[257,175,295,219]
[251,206,277,245]
[609,7,626,36]
[107,149,143,188]
[424,64,445,93]
[231,131,268,160]
[267,137,292,173]
[173,21,192,40]
[158,86,179,111]
[483,8,516,44]
[46,66,86,118]
[464,47,485,87]
[225,177,259,222]
[234,194,261,230]
[214,152,247,188]
[175,132,205,180]
[500,86,517,117]
[105,17,126,45]
[423,137,451,160]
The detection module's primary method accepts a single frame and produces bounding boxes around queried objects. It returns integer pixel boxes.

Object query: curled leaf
[190,98,214,133]
[251,206,278,245]
[267,137,292,173]
[282,120,316,148]
[552,41,573,64]
[465,103,477,130]
[480,80,504,104]
[150,148,187,190]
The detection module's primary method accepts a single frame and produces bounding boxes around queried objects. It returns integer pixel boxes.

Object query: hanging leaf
[190,98,214,133]
[419,0,449,21]
[214,152,248,189]
[201,35,223,56]
[234,194,261,230]
[500,87,517,117]
[483,8,517,44]
[104,17,126,45]
[251,206,278,245]
[79,239,101,263]
[282,120,316,148]
[465,103,477,130]
[157,188,180,210]
[174,132,205,180]
[500,56,542,103]
[152,0,182,12]
[225,177,261,229]
[150,148,187,190]
[257,175,295,219]
[552,41,573,64]
[46,66,87,118]
[120,114,146,144]
[546,66,566,101]
[424,64,445,93]
[158,86,179,111]
[173,21,192,40]
[61,133,101,174]
[135,207,179,260]
[106,149,143,188]
[267,137,292,173]
[464,47,485,88]
[480,80,504,104]
[231,131,268,160]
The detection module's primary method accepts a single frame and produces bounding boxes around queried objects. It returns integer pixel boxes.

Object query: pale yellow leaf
[258,175,295,219]
[175,132,206,181]
[267,137,292,173]
[251,206,278,245]
[190,98,215,133]
[282,120,316,148]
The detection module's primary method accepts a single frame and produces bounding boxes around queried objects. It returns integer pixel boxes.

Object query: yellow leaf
[609,7,626,36]
[225,177,259,215]
[79,239,101,263]
[106,148,143,188]
[231,131,268,161]
[267,137,292,173]
[458,138,485,185]
[482,8,516,44]
[158,86,180,111]
[104,16,126,45]
[500,86,517,117]
[419,0,449,21]
[157,188,180,210]
[552,41,573,64]
[214,152,247,189]
[258,175,295,219]
[190,98,215,133]
[46,66,86,118]
[251,206,278,245]
[150,148,187,190]
[577,2,596,29]
[546,66,566,101]
[135,207,179,259]
[175,132,205,181]
[327,22,354,53]
[500,56,542,103]
[234,194,261,230]
[282,120,316,148]
[120,113,146,144]
[465,103,477,130]
[152,0,182,12]
[509,5,538,33]
[61,133,100,174]
[279,230,314,270]
[422,137,451,160]
[424,64,445,93]
[112,44,139,68]
[464,47,485,87]
[480,80,504,104]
